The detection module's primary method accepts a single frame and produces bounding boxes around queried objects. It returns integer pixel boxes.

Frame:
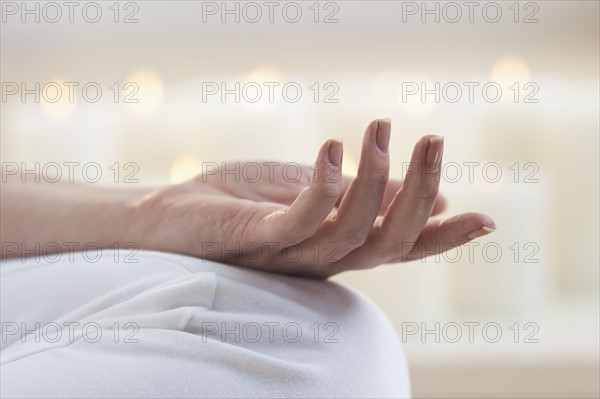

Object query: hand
[129,119,496,279]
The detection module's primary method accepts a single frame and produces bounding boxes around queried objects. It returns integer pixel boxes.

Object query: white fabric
[1,250,410,398]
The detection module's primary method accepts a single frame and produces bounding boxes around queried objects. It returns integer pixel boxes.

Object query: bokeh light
[169,155,203,184]
[125,68,164,118]
[242,64,281,116]
[491,54,531,84]
[39,78,77,121]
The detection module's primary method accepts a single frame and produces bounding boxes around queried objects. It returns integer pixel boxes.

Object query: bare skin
[1,119,495,279]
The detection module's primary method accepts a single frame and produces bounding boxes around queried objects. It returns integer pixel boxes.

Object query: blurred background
[1,1,598,397]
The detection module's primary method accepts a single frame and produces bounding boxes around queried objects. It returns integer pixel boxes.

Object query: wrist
[76,185,156,250]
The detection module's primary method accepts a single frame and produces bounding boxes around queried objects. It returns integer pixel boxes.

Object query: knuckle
[318,182,340,201]
[340,230,368,249]
[285,223,316,243]
[419,185,439,201]
[367,166,390,186]
[281,213,315,242]
[357,162,389,186]
[371,170,389,185]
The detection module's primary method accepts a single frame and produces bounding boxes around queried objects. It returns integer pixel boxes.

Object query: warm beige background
[2,1,598,397]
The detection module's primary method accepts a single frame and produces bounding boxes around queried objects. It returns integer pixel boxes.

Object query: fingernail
[328,139,343,167]
[376,118,391,152]
[426,136,444,171]
[467,226,496,240]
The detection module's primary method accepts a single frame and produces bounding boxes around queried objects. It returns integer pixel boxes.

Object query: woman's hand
[129,119,495,279]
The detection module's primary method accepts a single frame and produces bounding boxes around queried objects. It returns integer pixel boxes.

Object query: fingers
[323,134,445,272]
[257,139,343,243]
[338,171,447,217]
[326,211,496,273]
[293,119,391,262]
[392,212,496,262]
[252,120,495,278]
[379,180,447,216]
[377,135,445,255]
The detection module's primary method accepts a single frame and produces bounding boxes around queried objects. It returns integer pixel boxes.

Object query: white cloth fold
[1,250,410,398]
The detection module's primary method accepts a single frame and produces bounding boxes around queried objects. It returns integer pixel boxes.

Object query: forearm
[1,171,149,259]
